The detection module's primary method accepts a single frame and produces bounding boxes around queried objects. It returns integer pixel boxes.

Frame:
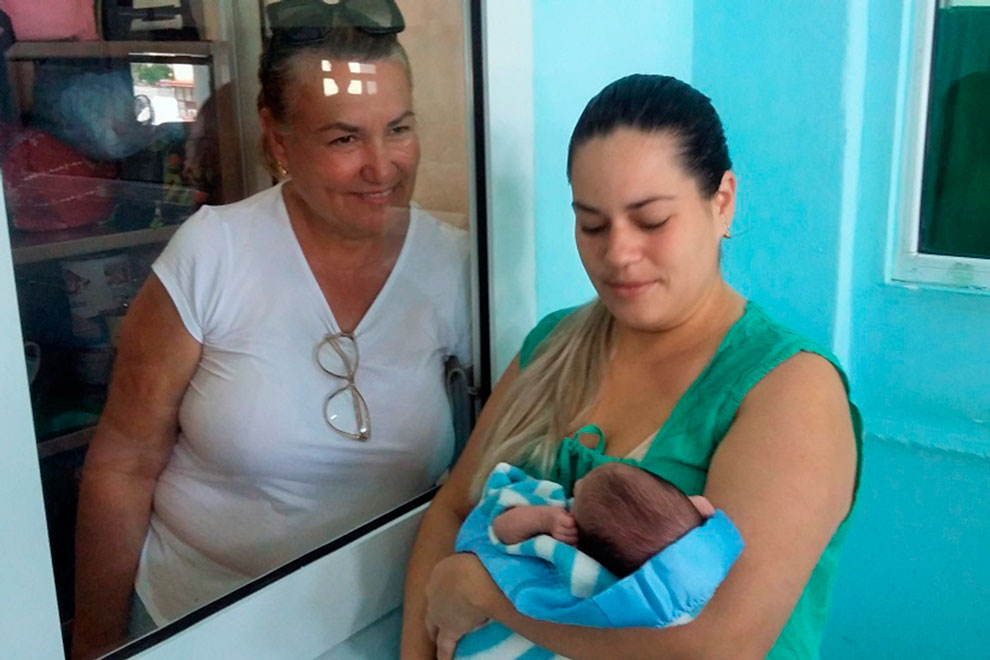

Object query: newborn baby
[492,461,715,577]
[453,462,742,659]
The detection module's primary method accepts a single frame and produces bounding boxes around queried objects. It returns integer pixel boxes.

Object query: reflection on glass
[349,61,376,74]
[0,0,475,657]
[2,31,237,660]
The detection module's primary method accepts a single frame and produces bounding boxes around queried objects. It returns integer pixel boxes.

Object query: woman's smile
[353,188,395,205]
[606,279,657,298]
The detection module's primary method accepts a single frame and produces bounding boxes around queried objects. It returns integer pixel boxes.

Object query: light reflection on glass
[348,61,376,74]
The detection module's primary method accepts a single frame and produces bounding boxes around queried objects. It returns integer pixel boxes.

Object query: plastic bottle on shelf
[150,201,165,229]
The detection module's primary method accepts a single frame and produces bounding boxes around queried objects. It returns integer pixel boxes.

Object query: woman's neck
[282,181,410,265]
[613,280,745,364]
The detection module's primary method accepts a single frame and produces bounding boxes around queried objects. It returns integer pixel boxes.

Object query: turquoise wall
[532,0,693,316]
[823,1,990,658]
[531,0,990,657]
[847,0,990,452]
[692,0,848,344]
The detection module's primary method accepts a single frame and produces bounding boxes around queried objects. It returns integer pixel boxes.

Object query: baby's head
[571,462,707,578]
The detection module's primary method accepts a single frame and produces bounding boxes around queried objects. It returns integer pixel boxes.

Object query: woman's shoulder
[197,183,284,227]
[410,207,469,253]
[177,184,280,229]
[404,208,470,288]
[728,303,862,462]
[733,302,848,390]
[171,185,287,254]
[518,306,583,368]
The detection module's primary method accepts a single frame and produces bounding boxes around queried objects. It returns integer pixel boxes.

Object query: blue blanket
[453,463,744,659]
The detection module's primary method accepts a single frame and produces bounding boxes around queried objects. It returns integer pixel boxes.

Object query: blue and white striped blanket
[453,463,743,659]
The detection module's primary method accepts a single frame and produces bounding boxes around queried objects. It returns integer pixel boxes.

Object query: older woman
[402,74,860,660]
[72,4,470,658]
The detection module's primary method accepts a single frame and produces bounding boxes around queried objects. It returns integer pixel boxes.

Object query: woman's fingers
[424,554,493,657]
[689,495,716,518]
[435,631,458,660]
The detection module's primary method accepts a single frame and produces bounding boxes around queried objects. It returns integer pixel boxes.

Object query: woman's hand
[401,359,523,660]
[424,553,500,660]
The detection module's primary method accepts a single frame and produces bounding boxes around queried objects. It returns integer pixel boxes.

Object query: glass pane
[919,5,990,259]
[0,1,480,656]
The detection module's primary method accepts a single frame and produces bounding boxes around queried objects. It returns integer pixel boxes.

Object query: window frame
[888,0,990,293]
[0,0,495,656]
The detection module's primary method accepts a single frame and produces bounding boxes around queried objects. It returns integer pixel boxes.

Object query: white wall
[0,172,64,658]
[483,0,537,378]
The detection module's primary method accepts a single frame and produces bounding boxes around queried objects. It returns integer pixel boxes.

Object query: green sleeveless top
[518,301,862,660]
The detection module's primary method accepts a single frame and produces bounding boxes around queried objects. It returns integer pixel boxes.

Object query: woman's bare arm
[72,276,202,660]
[428,352,858,660]
[399,358,521,660]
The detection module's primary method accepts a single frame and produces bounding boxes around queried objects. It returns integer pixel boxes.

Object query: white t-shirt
[135,183,471,623]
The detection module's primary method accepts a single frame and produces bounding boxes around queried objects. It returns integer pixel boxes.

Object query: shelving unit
[38,426,96,460]
[6,40,220,61]
[3,38,244,468]
[0,4,260,646]
[4,39,245,204]
[11,224,179,265]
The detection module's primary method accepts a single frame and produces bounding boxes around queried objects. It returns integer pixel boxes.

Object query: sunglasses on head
[266,0,405,44]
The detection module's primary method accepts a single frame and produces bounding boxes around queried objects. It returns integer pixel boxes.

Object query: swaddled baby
[452,461,741,659]
[492,461,715,577]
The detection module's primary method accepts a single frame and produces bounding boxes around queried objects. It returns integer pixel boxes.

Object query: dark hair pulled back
[567,74,732,198]
[258,27,410,124]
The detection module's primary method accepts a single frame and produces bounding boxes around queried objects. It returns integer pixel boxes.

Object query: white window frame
[888,0,990,293]
[0,0,508,655]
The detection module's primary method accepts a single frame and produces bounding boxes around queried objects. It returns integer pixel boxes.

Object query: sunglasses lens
[344,0,404,32]
[269,0,328,27]
[287,25,328,42]
[325,384,371,440]
[317,333,359,377]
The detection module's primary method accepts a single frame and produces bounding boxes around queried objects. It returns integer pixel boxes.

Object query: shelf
[38,425,94,460]
[11,224,178,265]
[6,40,218,61]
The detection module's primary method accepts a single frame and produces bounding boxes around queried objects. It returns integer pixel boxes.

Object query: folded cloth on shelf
[32,63,154,161]
[453,463,744,660]
[1,126,117,232]
[0,0,98,41]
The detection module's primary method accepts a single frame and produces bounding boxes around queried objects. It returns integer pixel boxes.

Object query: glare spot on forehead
[340,79,378,96]
[348,61,377,75]
[321,59,332,72]
[323,78,339,96]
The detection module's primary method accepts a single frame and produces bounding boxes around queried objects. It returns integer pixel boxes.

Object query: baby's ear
[689,495,716,519]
